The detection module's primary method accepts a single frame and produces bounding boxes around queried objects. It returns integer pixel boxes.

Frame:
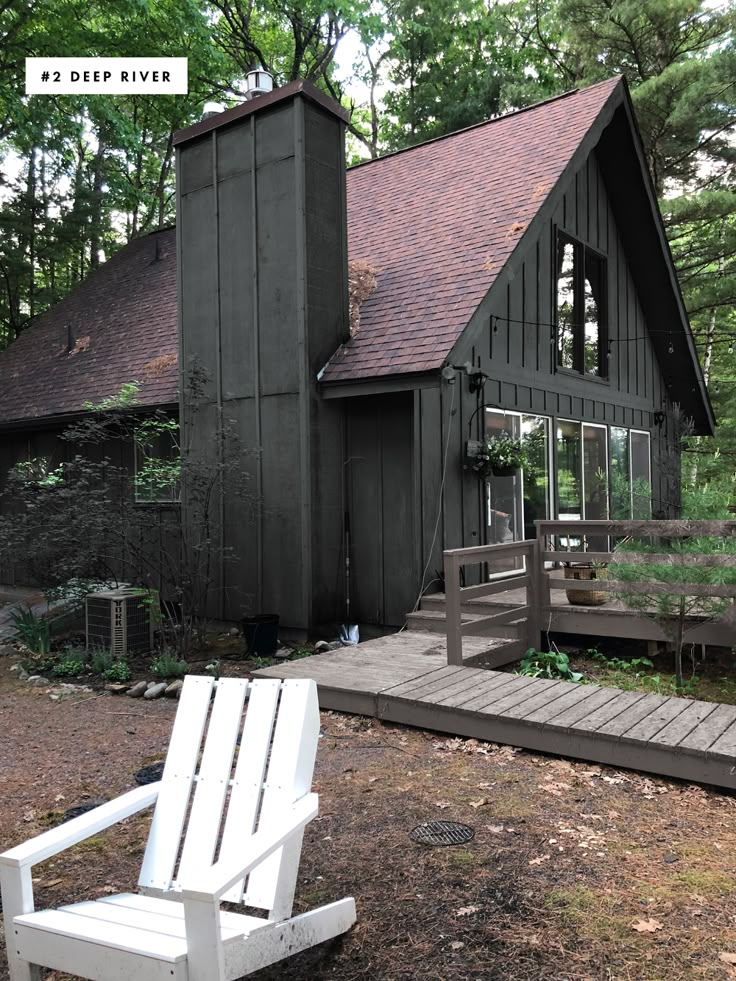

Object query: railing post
[526,541,541,654]
[534,522,550,645]
[444,551,463,666]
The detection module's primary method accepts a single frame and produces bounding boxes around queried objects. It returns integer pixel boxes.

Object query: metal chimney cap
[244,69,274,100]
[202,101,225,120]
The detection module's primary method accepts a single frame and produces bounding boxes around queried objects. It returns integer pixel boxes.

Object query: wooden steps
[255,635,736,790]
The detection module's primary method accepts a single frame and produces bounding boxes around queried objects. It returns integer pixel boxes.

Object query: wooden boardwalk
[256,633,736,790]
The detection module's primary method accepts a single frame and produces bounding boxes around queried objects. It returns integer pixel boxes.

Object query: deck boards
[255,633,736,790]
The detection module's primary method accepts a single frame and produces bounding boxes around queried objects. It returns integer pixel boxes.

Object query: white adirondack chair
[0,676,356,981]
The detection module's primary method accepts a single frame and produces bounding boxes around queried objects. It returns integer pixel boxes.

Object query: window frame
[554,229,608,379]
[133,423,181,506]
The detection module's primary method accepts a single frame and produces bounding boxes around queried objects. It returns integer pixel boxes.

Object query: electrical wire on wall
[405,376,457,622]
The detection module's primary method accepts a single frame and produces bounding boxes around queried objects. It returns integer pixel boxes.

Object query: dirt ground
[2,659,736,981]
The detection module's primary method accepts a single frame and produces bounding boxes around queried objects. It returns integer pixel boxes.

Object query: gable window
[555,231,607,377]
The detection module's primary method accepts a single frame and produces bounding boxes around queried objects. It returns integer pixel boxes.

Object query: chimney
[174,80,350,632]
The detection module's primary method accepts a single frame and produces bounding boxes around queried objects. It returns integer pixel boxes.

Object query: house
[0,76,713,636]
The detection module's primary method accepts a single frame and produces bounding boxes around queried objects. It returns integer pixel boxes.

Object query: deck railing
[534,518,736,607]
[444,520,736,663]
[443,540,539,666]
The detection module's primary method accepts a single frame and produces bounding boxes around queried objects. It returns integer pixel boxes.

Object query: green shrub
[52,657,85,677]
[517,648,583,682]
[103,660,131,683]
[10,606,51,656]
[150,653,188,679]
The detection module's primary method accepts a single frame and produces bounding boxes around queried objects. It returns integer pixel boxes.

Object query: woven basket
[564,564,608,606]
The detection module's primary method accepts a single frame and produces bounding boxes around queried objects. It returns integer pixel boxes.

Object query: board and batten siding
[421,147,681,571]
[177,92,349,630]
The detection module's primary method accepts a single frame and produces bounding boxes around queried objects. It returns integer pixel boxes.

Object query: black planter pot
[491,465,519,478]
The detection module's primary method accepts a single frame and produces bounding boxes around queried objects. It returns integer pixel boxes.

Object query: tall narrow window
[555,230,607,377]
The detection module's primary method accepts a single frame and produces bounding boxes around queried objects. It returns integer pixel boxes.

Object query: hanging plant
[471,433,529,479]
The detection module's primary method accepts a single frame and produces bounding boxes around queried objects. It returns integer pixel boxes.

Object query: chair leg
[1,867,41,981]
[183,894,225,980]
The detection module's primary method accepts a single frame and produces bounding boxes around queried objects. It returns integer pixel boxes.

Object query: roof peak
[348,75,623,173]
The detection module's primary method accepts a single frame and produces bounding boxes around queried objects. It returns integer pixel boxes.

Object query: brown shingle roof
[0,78,621,423]
[0,228,178,425]
[323,76,622,382]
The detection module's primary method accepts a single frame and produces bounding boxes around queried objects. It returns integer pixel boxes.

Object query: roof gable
[322,76,622,382]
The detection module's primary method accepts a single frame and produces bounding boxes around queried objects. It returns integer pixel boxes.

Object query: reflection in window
[584,252,604,375]
[556,420,582,520]
[630,431,652,518]
[609,427,630,518]
[555,231,606,377]
[557,239,576,371]
[484,410,551,575]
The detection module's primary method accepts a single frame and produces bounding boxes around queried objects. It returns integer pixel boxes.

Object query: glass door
[485,409,551,575]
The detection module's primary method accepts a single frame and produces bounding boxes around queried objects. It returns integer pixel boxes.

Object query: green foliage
[250,655,275,669]
[10,606,51,656]
[88,647,130,681]
[83,382,141,412]
[150,652,189,679]
[609,535,736,688]
[52,656,85,677]
[517,648,583,683]
[586,647,654,675]
[102,660,132,682]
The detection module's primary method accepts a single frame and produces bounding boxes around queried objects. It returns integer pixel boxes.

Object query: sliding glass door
[485,410,552,573]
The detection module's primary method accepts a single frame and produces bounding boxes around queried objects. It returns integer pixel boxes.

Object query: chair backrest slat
[137,676,319,916]
[244,680,319,911]
[138,675,215,892]
[175,678,249,888]
[218,678,281,903]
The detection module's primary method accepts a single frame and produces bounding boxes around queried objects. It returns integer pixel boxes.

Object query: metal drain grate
[410,821,475,847]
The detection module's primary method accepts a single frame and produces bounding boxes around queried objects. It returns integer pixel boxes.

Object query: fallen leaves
[455,905,480,917]
[631,918,663,934]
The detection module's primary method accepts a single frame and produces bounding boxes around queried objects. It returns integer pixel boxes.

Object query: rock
[27,675,50,686]
[273,647,292,660]
[127,681,148,698]
[49,694,60,701]
[313,641,331,654]
[229,627,240,637]
[8,663,20,673]
[165,680,183,698]
[105,683,128,695]
[144,682,167,700]
[146,681,158,690]
[17,668,29,681]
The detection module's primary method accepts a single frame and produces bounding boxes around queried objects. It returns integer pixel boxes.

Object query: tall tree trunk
[89,131,106,270]
[26,145,36,321]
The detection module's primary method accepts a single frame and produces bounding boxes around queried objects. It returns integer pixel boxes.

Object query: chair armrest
[0,782,161,871]
[180,792,318,901]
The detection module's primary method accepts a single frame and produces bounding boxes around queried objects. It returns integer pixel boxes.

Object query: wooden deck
[256,633,736,790]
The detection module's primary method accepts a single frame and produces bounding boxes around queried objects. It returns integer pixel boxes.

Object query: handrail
[443,540,538,666]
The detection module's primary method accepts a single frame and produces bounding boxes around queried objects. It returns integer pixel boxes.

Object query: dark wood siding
[346,393,417,627]
[177,92,349,631]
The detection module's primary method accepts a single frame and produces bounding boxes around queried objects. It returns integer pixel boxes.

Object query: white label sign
[26,58,188,95]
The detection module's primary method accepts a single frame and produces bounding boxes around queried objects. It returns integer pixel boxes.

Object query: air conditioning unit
[85,587,154,657]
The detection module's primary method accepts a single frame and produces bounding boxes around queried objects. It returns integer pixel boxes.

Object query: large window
[485,410,552,573]
[610,428,651,519]
[556,231,607,377]
[555,420,609,523]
